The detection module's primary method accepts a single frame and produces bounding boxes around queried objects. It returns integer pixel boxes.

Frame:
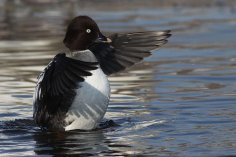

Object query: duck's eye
[86,29,91,33]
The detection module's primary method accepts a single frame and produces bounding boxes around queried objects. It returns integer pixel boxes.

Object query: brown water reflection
[0,0,236,156]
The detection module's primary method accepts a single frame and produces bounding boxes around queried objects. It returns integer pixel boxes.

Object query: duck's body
[33,16,171,131]
[33,50,110,131]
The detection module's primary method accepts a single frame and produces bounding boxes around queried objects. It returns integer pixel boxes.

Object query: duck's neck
[67,49,97,62]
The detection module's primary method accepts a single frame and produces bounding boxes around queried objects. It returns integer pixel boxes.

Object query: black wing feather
[41,53,98,95]
[89,30,171,75]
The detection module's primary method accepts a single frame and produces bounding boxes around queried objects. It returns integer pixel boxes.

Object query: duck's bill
[95,33,112,43]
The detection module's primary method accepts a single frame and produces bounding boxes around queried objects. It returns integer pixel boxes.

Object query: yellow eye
[86,29,91,33]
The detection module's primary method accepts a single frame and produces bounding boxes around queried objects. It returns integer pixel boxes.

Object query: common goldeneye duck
[33,15,171,131]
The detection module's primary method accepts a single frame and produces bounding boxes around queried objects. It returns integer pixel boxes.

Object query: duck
[33,15,171,131]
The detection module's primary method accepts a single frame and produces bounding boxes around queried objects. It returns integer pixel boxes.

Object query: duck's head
[63,16,109,51]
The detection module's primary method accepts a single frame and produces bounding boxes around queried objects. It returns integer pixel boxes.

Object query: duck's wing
[33,53,98,129]
[89,30,171,75]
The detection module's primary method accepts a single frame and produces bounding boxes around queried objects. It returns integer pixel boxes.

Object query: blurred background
[0,0,236,156]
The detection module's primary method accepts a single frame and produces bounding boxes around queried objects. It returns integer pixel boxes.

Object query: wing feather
[89,30,171,75]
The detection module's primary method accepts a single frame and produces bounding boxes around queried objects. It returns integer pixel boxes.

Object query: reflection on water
[0,0,236,156]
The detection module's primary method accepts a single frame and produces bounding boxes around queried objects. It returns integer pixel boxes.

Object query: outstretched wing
[33,53,98,129]
[89,30,171,75]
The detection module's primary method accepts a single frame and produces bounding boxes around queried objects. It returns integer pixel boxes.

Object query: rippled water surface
[0,1,236,156]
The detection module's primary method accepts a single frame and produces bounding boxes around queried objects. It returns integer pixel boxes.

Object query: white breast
[64,50,110,131]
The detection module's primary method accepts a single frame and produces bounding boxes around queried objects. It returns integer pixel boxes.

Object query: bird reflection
[33,126,129,156]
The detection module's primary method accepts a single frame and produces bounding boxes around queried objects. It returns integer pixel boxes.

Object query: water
[0,1,236,156]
